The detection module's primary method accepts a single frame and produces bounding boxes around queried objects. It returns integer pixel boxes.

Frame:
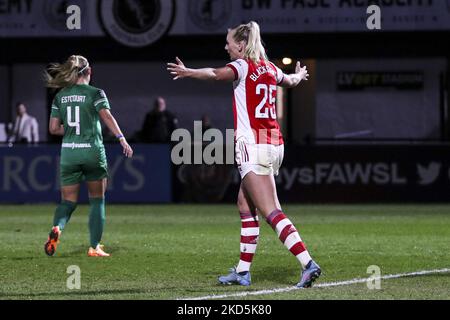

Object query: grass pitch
[0,204,449,300]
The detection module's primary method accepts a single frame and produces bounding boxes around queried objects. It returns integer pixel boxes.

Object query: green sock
[53,200,77,231]
[89,197,106,248]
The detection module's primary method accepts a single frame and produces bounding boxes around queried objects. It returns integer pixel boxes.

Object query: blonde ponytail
[233,21,268,63]
[45,55,90,89]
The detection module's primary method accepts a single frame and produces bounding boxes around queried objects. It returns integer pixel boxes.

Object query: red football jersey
[227,58,285,145]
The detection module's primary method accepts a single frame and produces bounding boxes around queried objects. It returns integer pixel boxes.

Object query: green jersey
[51,84,110,147]
[51,84,110,186]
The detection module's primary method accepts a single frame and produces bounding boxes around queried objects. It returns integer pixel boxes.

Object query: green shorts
[60,146,108,186]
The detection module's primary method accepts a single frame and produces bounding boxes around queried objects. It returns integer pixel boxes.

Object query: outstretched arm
[99,109,133,158]
[167,57,235,82]
[279,61,310,88]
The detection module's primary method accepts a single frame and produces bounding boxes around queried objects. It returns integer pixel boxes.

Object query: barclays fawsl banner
[174,145,450,203]
[272,145,450,203]
[1,0,449,47]
[0,144,172,203]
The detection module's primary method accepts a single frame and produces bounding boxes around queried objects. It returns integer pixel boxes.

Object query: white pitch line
[179,268,450,301]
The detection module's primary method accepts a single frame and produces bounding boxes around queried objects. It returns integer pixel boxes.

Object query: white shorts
[235,139,284,179]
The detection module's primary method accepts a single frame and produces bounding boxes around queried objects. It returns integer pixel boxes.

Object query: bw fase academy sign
[0,0,449,47]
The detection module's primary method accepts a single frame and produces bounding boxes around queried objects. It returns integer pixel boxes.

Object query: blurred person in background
[8,102,39,144]
[140,96,178,143]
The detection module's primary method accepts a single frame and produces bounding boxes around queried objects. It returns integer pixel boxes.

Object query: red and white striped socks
[266,209,312,269]
[236,212,259,273]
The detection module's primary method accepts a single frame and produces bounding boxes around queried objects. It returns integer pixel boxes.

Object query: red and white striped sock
[266,209,312,269]
[236,212,259,273]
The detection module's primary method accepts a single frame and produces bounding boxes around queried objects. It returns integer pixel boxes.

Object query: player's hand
[167,57,189,80]
[295,61,309,81]
[120,138,133,158]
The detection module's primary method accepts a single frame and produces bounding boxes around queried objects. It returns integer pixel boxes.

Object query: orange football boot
[44,226,61,256]
[87,244,111,257]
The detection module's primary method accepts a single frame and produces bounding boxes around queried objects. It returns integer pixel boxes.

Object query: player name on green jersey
[61,95,86,104]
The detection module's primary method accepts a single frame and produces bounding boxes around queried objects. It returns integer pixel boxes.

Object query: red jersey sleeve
[269,62,285,84]
[227,59,247,82]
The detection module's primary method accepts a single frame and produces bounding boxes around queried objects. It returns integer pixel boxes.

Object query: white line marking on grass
[179,268,450,300]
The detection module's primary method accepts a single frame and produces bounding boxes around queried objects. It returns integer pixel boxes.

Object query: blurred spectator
[141,97,178,143]
[8,102,39,144]
[0,123,6,142]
